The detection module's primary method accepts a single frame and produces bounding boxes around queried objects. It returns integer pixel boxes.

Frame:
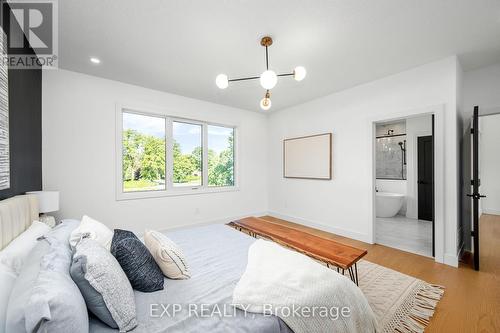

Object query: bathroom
[374,114,434,257]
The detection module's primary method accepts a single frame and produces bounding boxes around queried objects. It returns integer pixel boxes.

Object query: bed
[2,196,376,333]
[0,195,291,333]
[89,223,292,333]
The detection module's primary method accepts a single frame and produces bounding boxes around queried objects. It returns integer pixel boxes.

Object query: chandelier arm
[228,75,260,82]
[265,46,269,70]
[277,73,294,77]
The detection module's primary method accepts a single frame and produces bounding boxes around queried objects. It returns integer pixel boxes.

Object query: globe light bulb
[293,66,306,81]
[260,70,277,89]
[260,91,272,111]
[216,74,229,89]
[260,97,272,111]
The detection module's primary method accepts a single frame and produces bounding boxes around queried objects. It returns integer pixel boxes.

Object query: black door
[467,106,485,271]
[418,136,433,221]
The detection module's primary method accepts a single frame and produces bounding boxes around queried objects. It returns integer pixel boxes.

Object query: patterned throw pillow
[71,238,137,331]
[144,230,191,279]
[111,229,164,292]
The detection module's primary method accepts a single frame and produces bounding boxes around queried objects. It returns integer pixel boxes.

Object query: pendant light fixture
[259,90,272,111]
[215,36,306,111]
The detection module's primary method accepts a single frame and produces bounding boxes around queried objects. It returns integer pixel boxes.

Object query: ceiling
[59,0,500,112]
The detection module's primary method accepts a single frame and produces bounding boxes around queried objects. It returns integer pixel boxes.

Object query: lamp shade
[27,191,59,213]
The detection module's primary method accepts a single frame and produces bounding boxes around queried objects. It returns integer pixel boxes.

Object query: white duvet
[233,239,378,333]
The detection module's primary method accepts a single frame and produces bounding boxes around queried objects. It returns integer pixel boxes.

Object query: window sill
[116,186,239,201]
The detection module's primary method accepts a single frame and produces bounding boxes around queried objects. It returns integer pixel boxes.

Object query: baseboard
[149,211,269,235]
[482,208,500,216]
[444,252,459,267]
[267,211,372,243]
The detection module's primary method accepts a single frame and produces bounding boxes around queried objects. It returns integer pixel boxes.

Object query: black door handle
[467,193,487,199]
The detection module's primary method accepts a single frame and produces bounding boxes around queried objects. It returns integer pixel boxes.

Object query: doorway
[374,113,435,257]
[462,107,500,270]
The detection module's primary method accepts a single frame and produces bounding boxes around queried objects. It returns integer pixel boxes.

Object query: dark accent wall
[0,2,42,200]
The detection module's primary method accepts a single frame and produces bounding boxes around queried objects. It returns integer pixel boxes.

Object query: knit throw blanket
[232,239,379,333]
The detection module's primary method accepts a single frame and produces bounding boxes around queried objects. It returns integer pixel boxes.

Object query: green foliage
[141,135,166,181]
[122,129,165,183]
[208,132,234,186]
[122,129,234,188]
[123,179,158,191]
[173,148,196,183]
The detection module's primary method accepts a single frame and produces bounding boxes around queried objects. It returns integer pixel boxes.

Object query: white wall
[42,70,269,233]
[463,62,500,118]
[268,57,460,265]
[479,114,500,215]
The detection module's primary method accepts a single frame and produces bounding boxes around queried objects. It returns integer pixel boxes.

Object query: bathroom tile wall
[376,121,407,179]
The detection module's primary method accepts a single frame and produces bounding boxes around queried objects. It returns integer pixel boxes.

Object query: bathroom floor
[375,215,433,257]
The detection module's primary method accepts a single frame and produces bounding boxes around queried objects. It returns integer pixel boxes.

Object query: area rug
[343,260,444,333]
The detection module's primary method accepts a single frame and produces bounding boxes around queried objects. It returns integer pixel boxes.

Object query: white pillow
[69,215,113,250]
[0,265,16,333]
[0,221,51,275]
[144,230,190,279]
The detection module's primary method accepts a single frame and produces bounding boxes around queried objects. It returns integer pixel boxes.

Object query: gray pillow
[6,237,88,333]
[5,220,82,333]
[71,238,137,332]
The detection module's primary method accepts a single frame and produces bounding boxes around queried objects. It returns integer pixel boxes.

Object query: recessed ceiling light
[90,57,101,64]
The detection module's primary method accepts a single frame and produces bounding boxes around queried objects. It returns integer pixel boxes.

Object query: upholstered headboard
[0,195,39,250]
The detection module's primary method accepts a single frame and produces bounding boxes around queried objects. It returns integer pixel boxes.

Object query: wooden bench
[228,217,367,285]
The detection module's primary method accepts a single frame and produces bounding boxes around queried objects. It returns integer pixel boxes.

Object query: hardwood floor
[259,214,500,332]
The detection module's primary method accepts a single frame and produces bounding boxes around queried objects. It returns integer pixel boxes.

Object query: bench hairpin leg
[348,267,354,281]
[347,266,359,286]
[354,263,359,286]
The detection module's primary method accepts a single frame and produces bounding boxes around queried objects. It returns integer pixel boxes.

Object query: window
[173,121,202,187]
[122,112,166,192]
[117,107,237,199]
[208,125,234,187]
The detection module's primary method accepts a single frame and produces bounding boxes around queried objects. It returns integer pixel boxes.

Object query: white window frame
[116,104,239,200]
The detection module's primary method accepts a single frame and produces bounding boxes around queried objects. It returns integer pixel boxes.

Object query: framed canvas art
[0,26,10,190]
[283,133,332,180]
